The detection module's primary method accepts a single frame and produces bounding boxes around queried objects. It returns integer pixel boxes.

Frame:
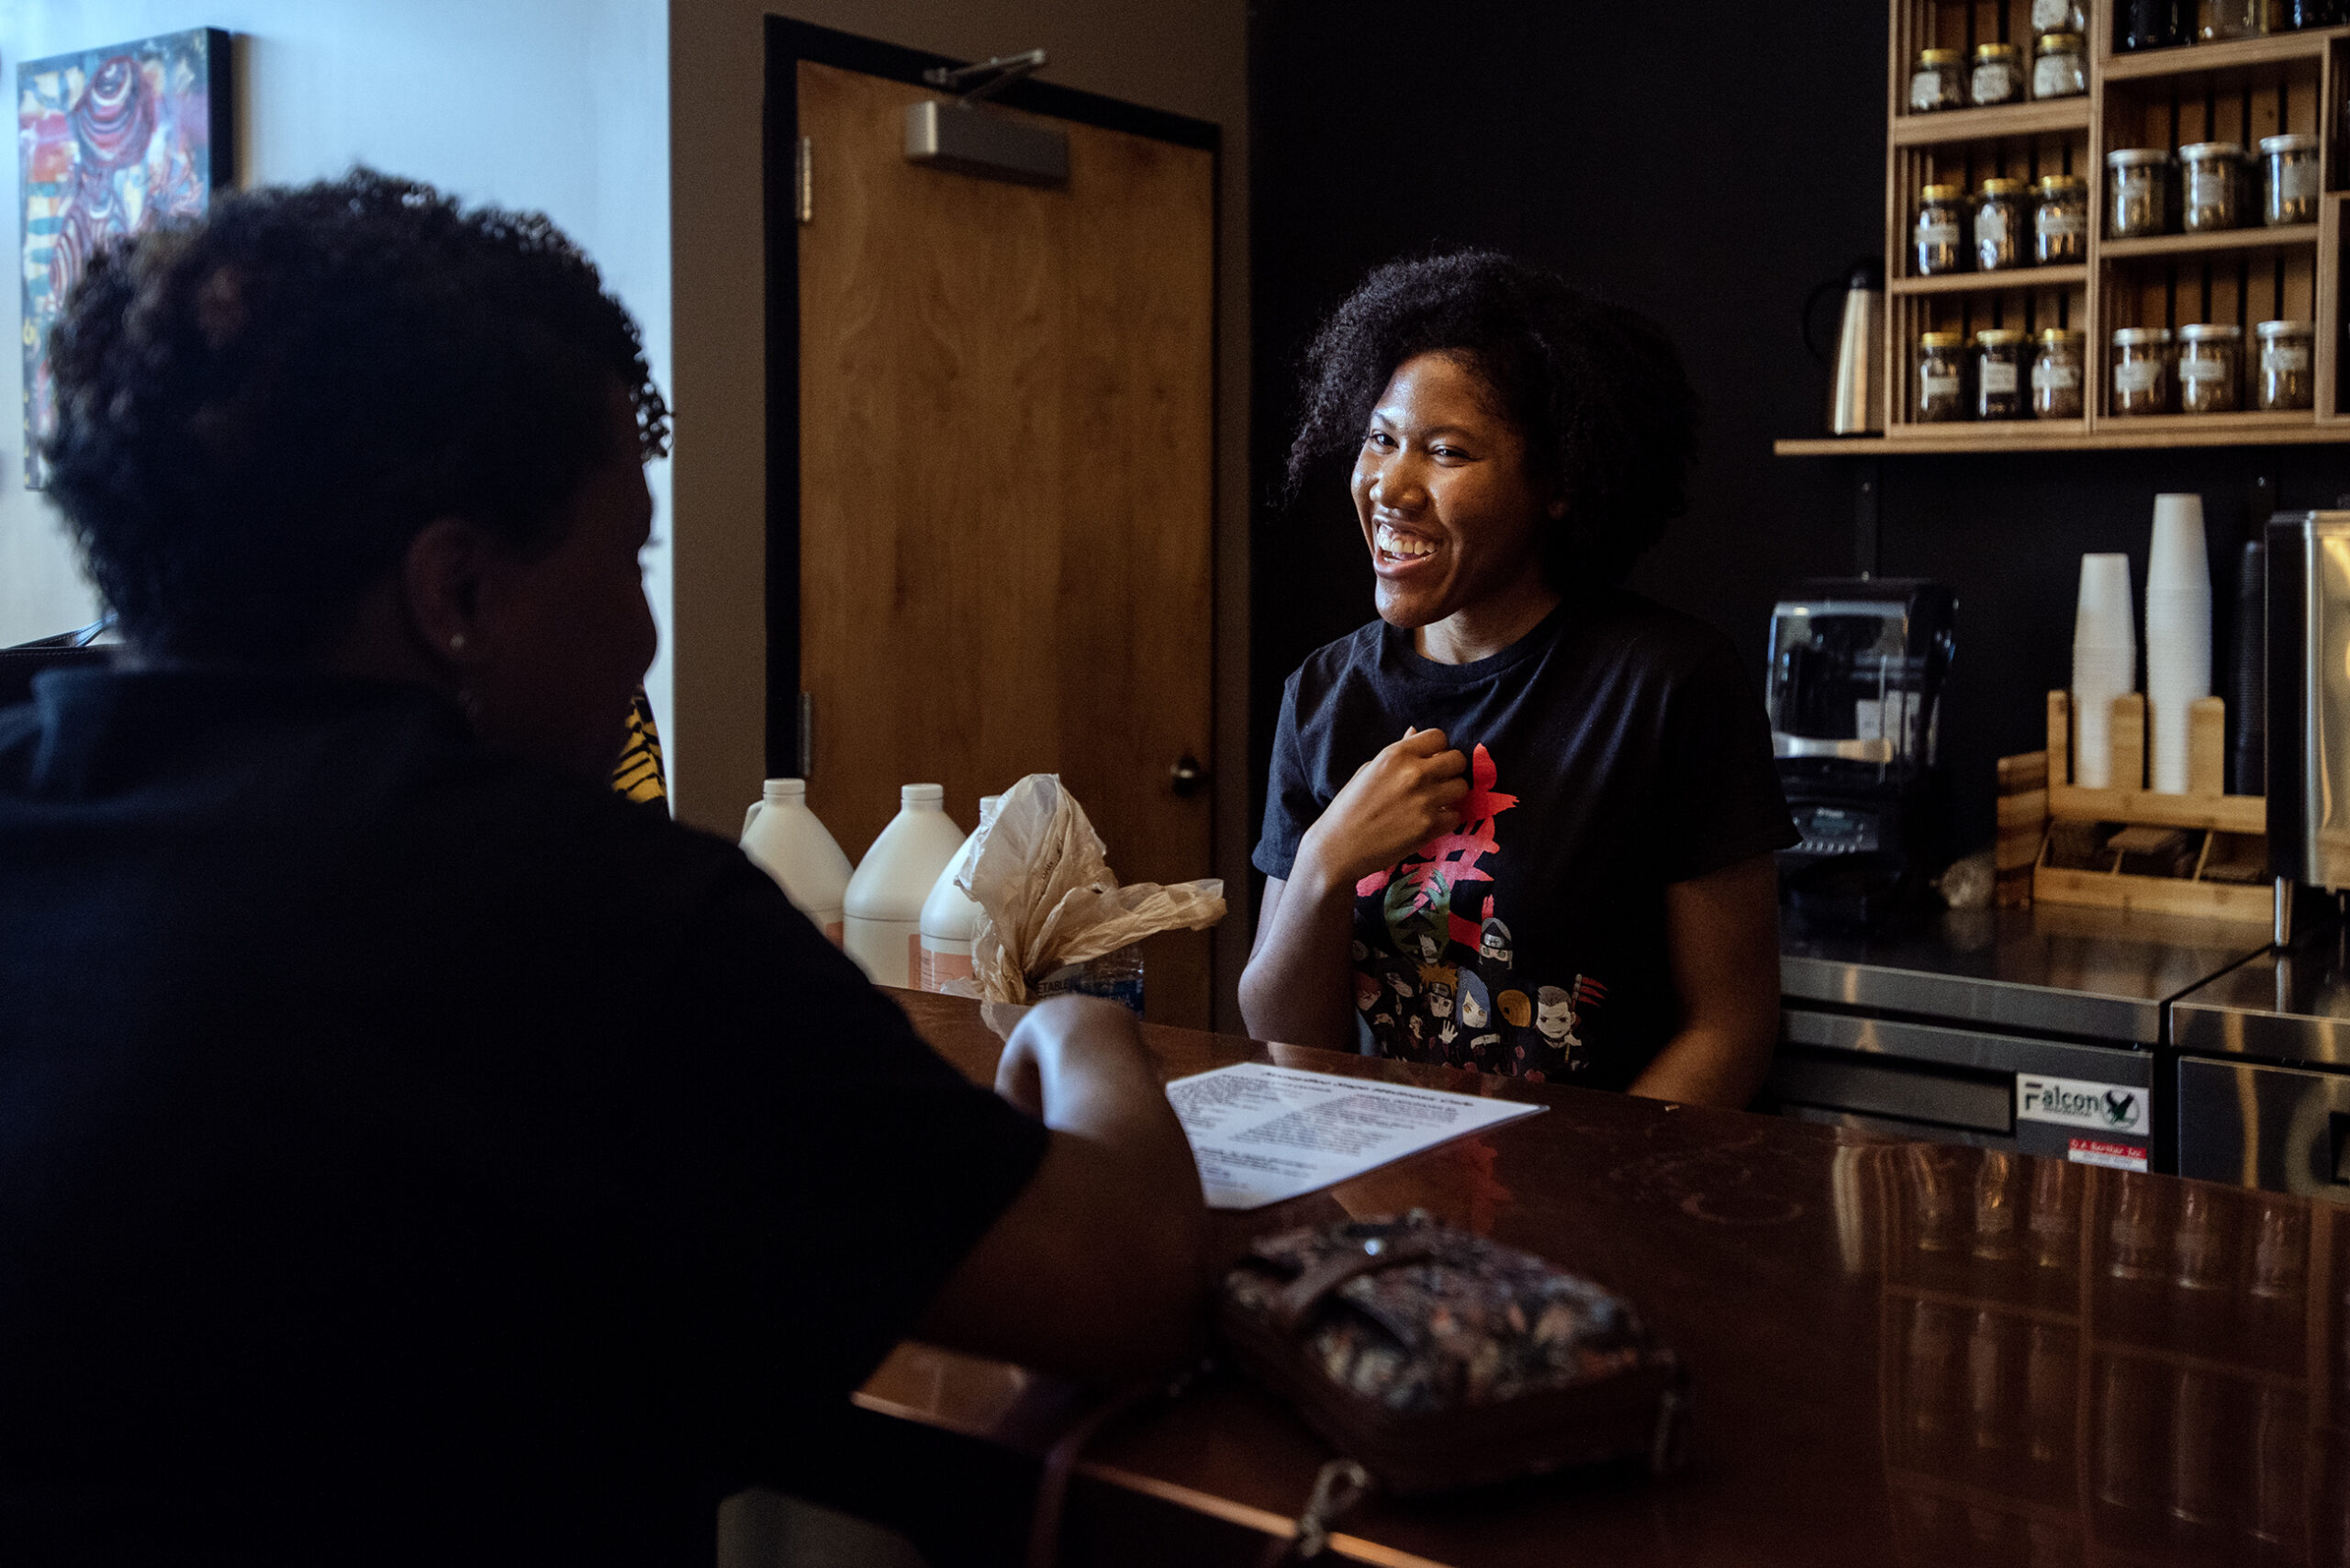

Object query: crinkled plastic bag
[952,773,1224,1004]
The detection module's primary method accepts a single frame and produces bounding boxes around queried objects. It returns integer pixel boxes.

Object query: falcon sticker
[2017,1074,2148,1137]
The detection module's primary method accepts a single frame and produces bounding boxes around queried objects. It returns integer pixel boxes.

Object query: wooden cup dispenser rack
[2036,689,2274,924]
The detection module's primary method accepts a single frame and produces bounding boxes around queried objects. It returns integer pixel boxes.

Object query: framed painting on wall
[18,27,231,487]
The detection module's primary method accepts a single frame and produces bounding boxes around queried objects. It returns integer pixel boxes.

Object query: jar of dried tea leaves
[1972,42,2025,106]
[1976,329,2028,420]
[1909,48,1965,113]
[2034,0,2090,33]
[2177,323,2242,413]
[2111,327,2173,415]
[2034,174,2087,263]
[1976,178,2031,271]
[1914,185,1968,274]
[2259,134,2319,225]
[2179,141,2244,232]
[2108,148,2171,237]
[2032,33,2087,98]
[1919,331,1968,421]
[2255,319,2313,410]
[2031,329,2087,418]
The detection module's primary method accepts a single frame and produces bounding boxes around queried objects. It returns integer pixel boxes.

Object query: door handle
[1169,754,1210,798]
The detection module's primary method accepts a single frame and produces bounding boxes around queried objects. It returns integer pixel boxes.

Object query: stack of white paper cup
[2072,553,2137,788]
[2143,493,2212,794]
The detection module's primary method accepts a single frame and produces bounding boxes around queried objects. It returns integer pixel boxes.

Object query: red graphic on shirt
[1355,745,1520,930]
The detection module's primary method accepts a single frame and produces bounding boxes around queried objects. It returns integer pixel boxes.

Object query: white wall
[0,0,675,748]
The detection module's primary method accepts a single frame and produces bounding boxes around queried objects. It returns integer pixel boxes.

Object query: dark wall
[1248,0,2350,875]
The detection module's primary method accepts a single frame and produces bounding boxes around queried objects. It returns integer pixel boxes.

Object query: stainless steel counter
[1780,903,2271,1044]
[2171,924,2350,1067]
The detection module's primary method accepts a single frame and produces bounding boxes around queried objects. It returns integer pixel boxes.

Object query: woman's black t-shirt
[1254,590,1796,1091]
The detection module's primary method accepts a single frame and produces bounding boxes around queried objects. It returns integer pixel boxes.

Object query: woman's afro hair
[1286,249,1698,586]
[43,168,669,660]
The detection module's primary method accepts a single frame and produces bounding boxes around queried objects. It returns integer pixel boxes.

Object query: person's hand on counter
[917,995,1206,1379]
[1239,728,1467,1050]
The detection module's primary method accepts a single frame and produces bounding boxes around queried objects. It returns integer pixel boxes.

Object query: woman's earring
[448,633,466,653]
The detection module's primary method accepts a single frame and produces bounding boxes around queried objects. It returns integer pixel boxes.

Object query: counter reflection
[1876,1143,2338,1566]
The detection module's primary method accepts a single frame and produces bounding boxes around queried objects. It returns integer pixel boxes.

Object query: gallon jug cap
[902,783,946,803]
[762,778,806,801]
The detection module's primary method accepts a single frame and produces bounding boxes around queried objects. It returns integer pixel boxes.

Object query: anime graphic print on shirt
[1257,591,1798,1092]
[1351,743,1608,1081]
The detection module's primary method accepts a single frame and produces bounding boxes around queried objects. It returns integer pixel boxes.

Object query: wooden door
[796,61,1217,1026]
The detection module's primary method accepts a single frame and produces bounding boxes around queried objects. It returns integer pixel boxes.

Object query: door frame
[762,17,1222,778]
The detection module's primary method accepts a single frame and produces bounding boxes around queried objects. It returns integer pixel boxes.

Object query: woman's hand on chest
[1298,726,1469,890]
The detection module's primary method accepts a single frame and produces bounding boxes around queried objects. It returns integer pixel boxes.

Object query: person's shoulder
[392,739,760,922]
[1576,588,1747,685]
[1289,619,1391,697]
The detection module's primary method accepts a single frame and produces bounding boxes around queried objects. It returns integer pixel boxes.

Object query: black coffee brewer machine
[1766,578,1957,930]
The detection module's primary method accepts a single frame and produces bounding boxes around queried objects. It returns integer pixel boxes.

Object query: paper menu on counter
[1166,1061,1545,1211]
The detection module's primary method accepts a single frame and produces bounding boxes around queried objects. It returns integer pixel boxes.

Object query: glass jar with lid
[1909,48,1965,113]
[2034,174,2087,263]
[2111,327,2174,415]
[2032,33,2087,98]
[2179,142,2244,232]
[1976,178,2031,271]
[1919,331,1968,421]
[1914,185,1969,275]
[1976,329,2028,419]
[1971,43,2025,106]
[2177,323,2242,413]
[2108,149,2171,237]
[2033,0,2089,30]
[2198,0,2271,36]
[2122,0,2185,47]
[2031,329,2087,418]
[2259,134,2319,225]
[2255,319,2313,409]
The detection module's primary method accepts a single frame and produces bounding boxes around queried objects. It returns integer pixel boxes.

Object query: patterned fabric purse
[1214,1211,1689,1499]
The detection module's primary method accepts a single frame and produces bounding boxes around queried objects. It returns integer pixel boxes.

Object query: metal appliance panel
[2177,1054,2350,1200]
[1775,1006,2153,1162]
[2268,511,2350,889]
[1781,905,2266,1044]
[2170,924,2350,1067]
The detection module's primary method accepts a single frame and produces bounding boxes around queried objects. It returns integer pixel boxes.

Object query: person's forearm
[1237,850,1359,1049]
[1029,1022,1196,1185]
[930,1001,1205,1374]
[1626,1022,1775,1109]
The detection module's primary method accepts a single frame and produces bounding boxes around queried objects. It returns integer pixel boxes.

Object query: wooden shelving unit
[1779,4,2350,456]
[1892,263,2094,294]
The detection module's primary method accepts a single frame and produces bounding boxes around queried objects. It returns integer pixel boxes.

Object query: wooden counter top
[862,990,2345,1567]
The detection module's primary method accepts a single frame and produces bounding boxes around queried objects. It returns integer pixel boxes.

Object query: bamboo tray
[2036,689,2275,924]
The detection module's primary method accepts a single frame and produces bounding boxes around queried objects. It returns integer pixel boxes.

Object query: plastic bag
[954,773,1225,1004]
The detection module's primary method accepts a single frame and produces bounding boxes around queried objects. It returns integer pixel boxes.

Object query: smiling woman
[1239,250,1797,1110]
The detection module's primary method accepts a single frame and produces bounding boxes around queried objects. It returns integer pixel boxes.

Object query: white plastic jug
[843,784,965,987]
[918,795,1002,992]
[739,779,854,945]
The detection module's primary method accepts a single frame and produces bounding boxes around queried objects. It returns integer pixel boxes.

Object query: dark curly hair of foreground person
[43,168,670,660]
[1287,250,1699,586]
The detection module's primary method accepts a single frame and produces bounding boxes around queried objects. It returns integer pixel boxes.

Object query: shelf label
[2065,1137,2149,1172]
[2020,1072,2148,1136]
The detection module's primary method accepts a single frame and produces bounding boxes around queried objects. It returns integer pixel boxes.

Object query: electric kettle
[1804,260,1886,436]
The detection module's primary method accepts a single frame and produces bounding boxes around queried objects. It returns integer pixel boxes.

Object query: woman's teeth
[1378,526,1435,558]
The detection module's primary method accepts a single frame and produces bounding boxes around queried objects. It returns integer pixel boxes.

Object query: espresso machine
[1765,578,1957,930]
